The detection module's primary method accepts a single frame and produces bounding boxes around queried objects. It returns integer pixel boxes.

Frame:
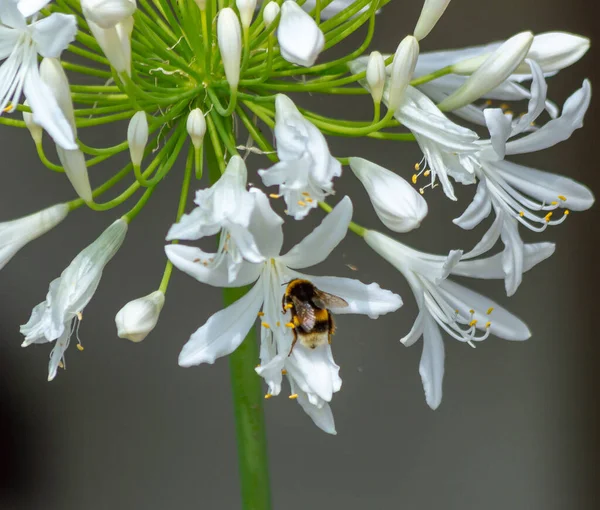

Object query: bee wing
[291,296,316,332]
[313,290,349,310]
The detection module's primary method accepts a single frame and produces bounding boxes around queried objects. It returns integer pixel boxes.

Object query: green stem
[205,136,271,510]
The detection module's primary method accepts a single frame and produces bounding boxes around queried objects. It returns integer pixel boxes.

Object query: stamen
[281,369,288,375]
[76,344,84,351]
[285,322,295,329]
[284,303,293,310]
[77,312,83,321]
[288,394,298,400]
[269,193,280,199]
[301,192,311,197]
[264,394,273,399]
[412,174,418,184]
[564,210,570,216]
[414,162,420,171]
[519,211,525,217]
[257,311,265,317]
[500,103,510,110]
[469,319,478,327]
[558,195,567,201]
[550,201,558,206]
[485,321,491,328]
[487,307,494,315]
[484,99,493,106]
[261,322,271,329]
[297,200,306,207]
[58,361,64,369]
[424,170,430,177]
[544,212,553,222]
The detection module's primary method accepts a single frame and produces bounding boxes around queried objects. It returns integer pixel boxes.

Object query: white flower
[186,108,206,149]
[455,75,594,295]
[258,94,341,220]
[300,0,370,20]
[127,111,148,167]
[277,1,324,67]
[40,57,92,202]
[414,32,590,125]
[20,219,128,381]
[388,36,420,113]
[348,157,428,233]
[414,0,451,41]
[217,7,242,91]
[0,0,77,150]
[0,203,69,271]
[364,230,553,409]
[437,32,534,112]
[366,51,386,104]
[166,196,402,433]
[166,156,264,282]
[115,290,165,342]
[82,0,135,75]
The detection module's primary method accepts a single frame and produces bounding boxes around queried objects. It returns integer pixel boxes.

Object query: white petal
[277,1,324,67]
[506,80,591,155]
[18,0,52,17]
[287,343,341,403]
[509,59,547,136]
[349,158,428,233]
[500,217,524,296]
[493,159,595,212]
[279,196,352,269]
[414,0,451,41]
[166,207,220,241]
[461,209,503,259]
[247,189,284,258]
[453,180,491,230]
[419,314,445,410]
[47,328,70,381]
[484,108,512,159]
[289,378,337,435]
[165,244,261,288]
[453,242,555,280]
[438,280,531,340]
[293,272,403,319]
[178,280,264,366]
[401,308,425,346]
[31,13,77,58]
[56,147,92,202]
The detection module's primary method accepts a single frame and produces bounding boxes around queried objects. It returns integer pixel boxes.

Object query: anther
[264,394,273,399]
[419,188,425,195]
[500,103,510,110]
[261,322,271,329]
[505,110,514,116]
[257,311,265,317]
[301,192,311,197]
[564,209,570,216]
[306,198,313,203]
[269,193,280,199]
[551,201,558,206]
[288,394,298,400]
[469,319,478,327]
[58,361,64,369]
[487,307,494,315]
[297,200,306,207]
[412,174,418,184]
[285,322,295,329]
[76,344,84,351]
[424,170,431,177]
[544,212,553,222]
[519,211,525,217]
[276,321,280,327]
[485,321,491,328]
[484,99,492,106]
[281,369,288,375]
[414,162,420,171]
[284,303,293,310]
[558,195,567,201]
[469,309,475,315]
[76,311,83,321]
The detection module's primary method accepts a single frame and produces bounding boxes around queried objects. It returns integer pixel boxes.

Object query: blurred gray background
[1,1,598,509]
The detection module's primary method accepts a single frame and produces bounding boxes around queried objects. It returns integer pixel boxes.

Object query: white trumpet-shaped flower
[365,230,554,409]
[258,94,342,220]
[348,157,428,233]
[277,1,324,67]
[0,0,77,150]
[20,219,128,381]
[166,196,402,433]
[115,290,165,342]
[166,156,264,282]
[0,203,69,271]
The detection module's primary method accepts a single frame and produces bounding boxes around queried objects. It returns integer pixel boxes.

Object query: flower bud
[187,108,206,149]
[217,8,242,91]
[22,101,42,145]
[0,204,69,271]
[115,290,165,342]
[39,58,76,133]
[278,1,324,67]
[236,0,256,29]
[366,51,386,105]
[414,0,451,41]
[513,32,590,75]
[263,1,280,28]
[127,111,148,167]
[349,157,428,233]
[439,31,534,111]
[387,36,419,113]
[81,0,136,29]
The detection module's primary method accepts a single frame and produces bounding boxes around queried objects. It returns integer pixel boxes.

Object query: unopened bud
[366,51,386,105]
[81,0,136,29]
[439,31,534,111]
[187,108,206,149]
[115,290,165,342]
[217,8,242,91]
[263,1,280,28]
[22,101,42,145]
[236,0,256,29]
[414,0,452,41]
[127,111,148,167]
[388,36,419,113]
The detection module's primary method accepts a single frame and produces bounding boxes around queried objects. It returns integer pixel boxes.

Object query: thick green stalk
[206,137,271,510]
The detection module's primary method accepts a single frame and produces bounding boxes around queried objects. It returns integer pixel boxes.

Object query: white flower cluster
[0,0,594,435]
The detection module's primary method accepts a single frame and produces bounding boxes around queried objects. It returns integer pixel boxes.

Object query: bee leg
[288,329,298,356]
[328,313,335,345]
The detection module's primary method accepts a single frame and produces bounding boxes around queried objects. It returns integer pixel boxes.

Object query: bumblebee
[282,279,348,354]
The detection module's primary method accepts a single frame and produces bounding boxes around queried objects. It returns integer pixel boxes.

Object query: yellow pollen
[281,369,288,375]
[469,319,478,327]
[285,322,295,329]
[257,311,265,317]
[414,162,420,171]
[558,195,567,201]
[544,212,553,222]
[564,209,570,216]
[2,103,13,113]
[485,321,491,329]
[487,307,494,315]
[306,198,313,203]
[550,201,558,206]
[76,344,84,351]
[288,394,298,400]
[261,322,271,329]
[519,211,525,217]
[297,200,307,207]
[269,193,280,199]
[412,174,418,184]
[469,309,475,315]
[284,303,293,310]
[77,311,83,321]
[301,192,311,197]
[264,394,273,399]
[424,170,431,177]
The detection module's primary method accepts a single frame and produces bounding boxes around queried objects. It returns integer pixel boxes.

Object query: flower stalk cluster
[0,0,595,505]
